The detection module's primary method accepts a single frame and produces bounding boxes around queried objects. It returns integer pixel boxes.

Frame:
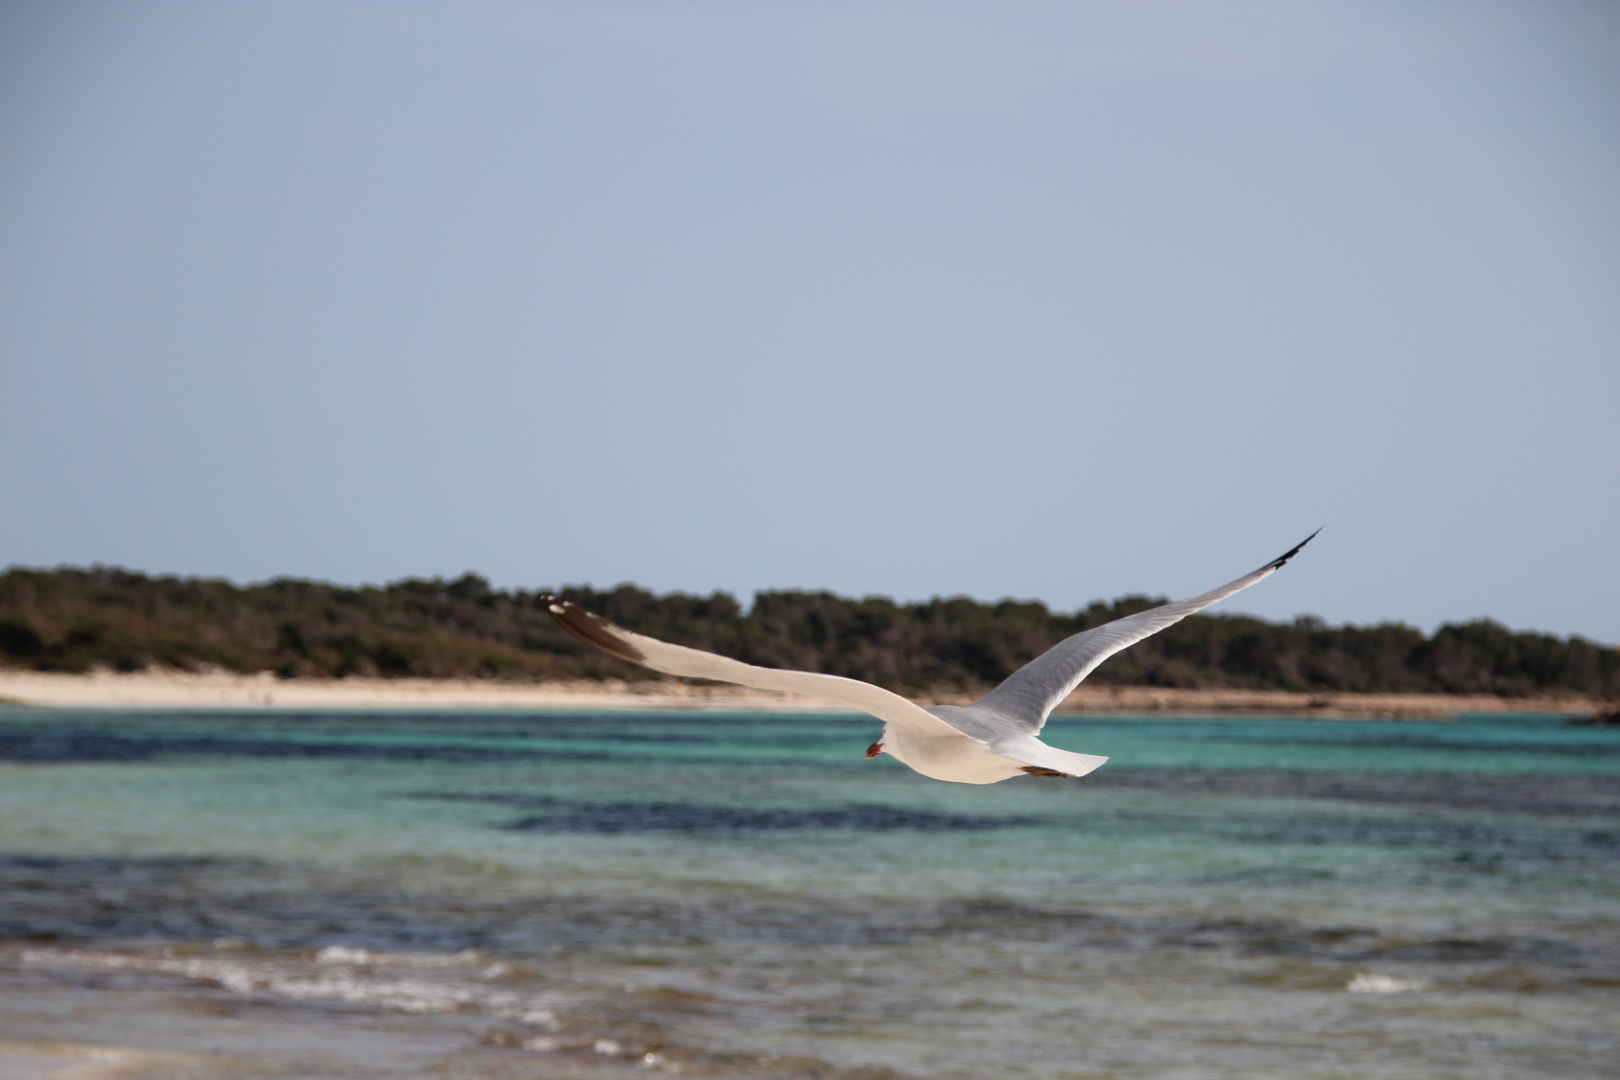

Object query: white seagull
[542,532,1318,785]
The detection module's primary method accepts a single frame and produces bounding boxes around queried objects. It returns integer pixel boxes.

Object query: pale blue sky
[2,1,1617,640]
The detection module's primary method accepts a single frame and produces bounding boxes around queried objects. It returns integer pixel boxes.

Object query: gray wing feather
[972,531,1320,733]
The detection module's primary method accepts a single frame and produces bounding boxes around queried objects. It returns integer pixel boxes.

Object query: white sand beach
[0,668,1599,718]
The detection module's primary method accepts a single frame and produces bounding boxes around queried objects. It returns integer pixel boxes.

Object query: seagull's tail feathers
[991,732,1109,779]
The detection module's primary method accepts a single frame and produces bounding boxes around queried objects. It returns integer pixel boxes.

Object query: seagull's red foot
[1020,766,1068,778]
[865,741,884,759]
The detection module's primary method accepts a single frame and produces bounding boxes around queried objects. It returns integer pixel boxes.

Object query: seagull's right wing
[542,598,970,743]
[972,530,1320,734]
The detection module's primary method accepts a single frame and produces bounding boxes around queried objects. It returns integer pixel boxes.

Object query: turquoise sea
[0,706,1616,1079]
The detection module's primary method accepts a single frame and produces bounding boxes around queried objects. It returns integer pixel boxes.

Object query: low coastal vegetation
[0,566,1614,700]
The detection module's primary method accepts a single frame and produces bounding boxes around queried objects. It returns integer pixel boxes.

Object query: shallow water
[0,707,1615,1079]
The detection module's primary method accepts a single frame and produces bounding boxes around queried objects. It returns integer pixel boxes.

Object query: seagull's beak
[865,741,884,759]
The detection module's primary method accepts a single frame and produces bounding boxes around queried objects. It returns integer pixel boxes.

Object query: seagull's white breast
[879,724,1028,785]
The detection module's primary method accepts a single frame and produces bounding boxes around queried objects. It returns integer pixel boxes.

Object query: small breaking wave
[16,945,563,1023]
[1347,972,1434,994]
[8,945,919,1078]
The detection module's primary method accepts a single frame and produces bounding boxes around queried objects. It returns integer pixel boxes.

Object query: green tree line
[1,566,1615,699]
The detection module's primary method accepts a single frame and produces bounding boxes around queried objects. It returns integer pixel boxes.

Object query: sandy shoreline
[0,668,1602,719]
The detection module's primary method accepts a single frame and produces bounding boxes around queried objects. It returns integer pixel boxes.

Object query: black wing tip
[1261,527,1323,573]
[540,595,647,665]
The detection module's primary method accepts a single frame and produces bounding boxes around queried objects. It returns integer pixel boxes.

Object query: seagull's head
[865,739,885,759]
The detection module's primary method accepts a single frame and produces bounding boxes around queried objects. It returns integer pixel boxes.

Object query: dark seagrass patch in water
[503,801,1044,833]
[407,791,1044,833]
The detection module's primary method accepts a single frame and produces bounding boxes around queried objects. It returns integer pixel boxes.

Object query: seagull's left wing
[542,598,969,742]
[972,530,1320,734]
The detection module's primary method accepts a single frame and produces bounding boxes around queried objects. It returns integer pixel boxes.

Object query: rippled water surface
[0,707,1616,1079]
